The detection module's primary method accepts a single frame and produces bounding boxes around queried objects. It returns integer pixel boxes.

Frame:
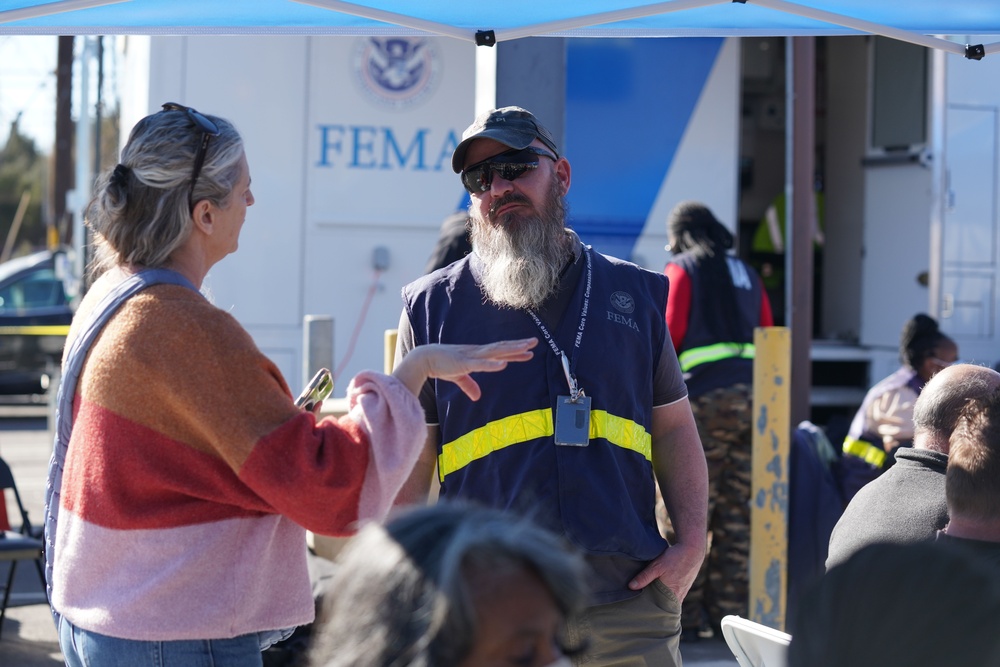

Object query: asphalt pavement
[0,412,738,666]
[1,412,62,666]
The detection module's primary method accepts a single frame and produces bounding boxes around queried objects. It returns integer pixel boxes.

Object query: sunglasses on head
[461,146,557,194]
[161,102,222,211]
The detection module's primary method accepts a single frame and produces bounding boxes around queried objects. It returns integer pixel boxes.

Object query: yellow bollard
[750,326,790,631]
[385,329,398,374]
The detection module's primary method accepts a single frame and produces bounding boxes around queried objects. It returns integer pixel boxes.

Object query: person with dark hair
[839,313,958,501]
[661,200,773,640]
[309,502,589,667]
[938,383,1000,565]
[826,363,1000,569]
[395,107,708,667]
[424,211,472,274]
[43,103,537,667]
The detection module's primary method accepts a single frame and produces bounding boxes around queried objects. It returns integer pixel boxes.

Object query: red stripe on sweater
[239,414,370,536]
[63,397,373,535]
[63,399,280,529]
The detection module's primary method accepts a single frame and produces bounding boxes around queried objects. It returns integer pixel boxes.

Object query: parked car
[0,249,75,397]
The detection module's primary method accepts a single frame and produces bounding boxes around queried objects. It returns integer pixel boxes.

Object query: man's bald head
[911,364,1000,454]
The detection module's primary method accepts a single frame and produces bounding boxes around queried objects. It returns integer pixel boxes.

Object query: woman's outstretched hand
[393,338,538,400]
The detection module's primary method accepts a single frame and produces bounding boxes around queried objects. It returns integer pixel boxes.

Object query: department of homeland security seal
[352,37,440,110]
[611,291,635,314]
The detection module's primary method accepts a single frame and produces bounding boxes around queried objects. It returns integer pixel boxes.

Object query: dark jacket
[826,447,948,570]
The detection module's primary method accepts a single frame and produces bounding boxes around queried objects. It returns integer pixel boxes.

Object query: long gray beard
[471,181,571,311]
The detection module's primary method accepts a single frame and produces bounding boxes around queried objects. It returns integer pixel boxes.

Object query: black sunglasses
[461,146,557,194]
[161,102,221,211]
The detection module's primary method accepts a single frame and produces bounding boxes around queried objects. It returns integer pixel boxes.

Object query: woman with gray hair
[43,104,536,666]
[310,502,590,667]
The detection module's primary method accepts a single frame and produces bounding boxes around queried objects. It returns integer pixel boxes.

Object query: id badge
[555,395,592,446]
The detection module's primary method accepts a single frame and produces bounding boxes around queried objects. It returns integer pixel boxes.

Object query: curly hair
[666,201,745,344]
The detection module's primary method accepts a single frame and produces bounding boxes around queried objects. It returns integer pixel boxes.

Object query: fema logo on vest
[608,291,640,332]
[352,37,441,110]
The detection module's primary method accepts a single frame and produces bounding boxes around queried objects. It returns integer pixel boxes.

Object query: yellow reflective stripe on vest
[590,410,652,461]
[0,325,71,336]
[438,408,652,481]
[439,409,554,481]
[678,342,755,373]
[843,436,886,468]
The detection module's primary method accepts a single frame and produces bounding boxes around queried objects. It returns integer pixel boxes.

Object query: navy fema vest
[670,252,762,396]
[402,247,668,561]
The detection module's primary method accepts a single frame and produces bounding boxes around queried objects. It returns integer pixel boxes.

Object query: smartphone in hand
[295,368,334,411]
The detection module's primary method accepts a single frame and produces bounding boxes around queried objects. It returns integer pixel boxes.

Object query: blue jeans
[59,616,263,667]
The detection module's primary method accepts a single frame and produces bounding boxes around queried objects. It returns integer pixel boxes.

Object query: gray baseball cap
[451,106,560,173]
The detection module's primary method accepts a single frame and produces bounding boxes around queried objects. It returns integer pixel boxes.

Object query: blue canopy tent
[1,0,999,58]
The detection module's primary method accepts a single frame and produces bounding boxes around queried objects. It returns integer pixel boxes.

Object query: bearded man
[395,106,708,667]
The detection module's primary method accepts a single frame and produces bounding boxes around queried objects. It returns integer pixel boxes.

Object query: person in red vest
[663,201,773,641]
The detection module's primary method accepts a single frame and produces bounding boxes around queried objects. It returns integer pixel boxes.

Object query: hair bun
[900,312,946,367]
[110,163,131,188]
[911,313,940,337]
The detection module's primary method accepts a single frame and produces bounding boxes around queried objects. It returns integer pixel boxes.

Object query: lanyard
[526,246,592,400]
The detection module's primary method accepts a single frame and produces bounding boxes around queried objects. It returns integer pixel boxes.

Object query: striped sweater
[51,269,424,641]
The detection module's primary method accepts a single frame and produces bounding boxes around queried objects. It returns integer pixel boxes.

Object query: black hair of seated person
[900,313,951,371]
[788,541,1000,667]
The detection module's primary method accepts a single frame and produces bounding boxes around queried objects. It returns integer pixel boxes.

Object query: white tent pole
[73,37,94,292]
[294,0,726,43]
[292,0,473,40]
[475,47,497,117]
[753,0,970,57]
[928,48,945,319]
[487,0,726,42]
[0,0,127,26]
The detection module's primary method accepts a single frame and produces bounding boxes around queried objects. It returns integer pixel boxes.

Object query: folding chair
[0,455,47,640]
[720,615,792,667]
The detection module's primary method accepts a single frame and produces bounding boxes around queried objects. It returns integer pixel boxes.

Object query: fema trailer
[114,34,1000,430]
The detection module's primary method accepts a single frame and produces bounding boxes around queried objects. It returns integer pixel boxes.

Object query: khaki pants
[567,581,682,666]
